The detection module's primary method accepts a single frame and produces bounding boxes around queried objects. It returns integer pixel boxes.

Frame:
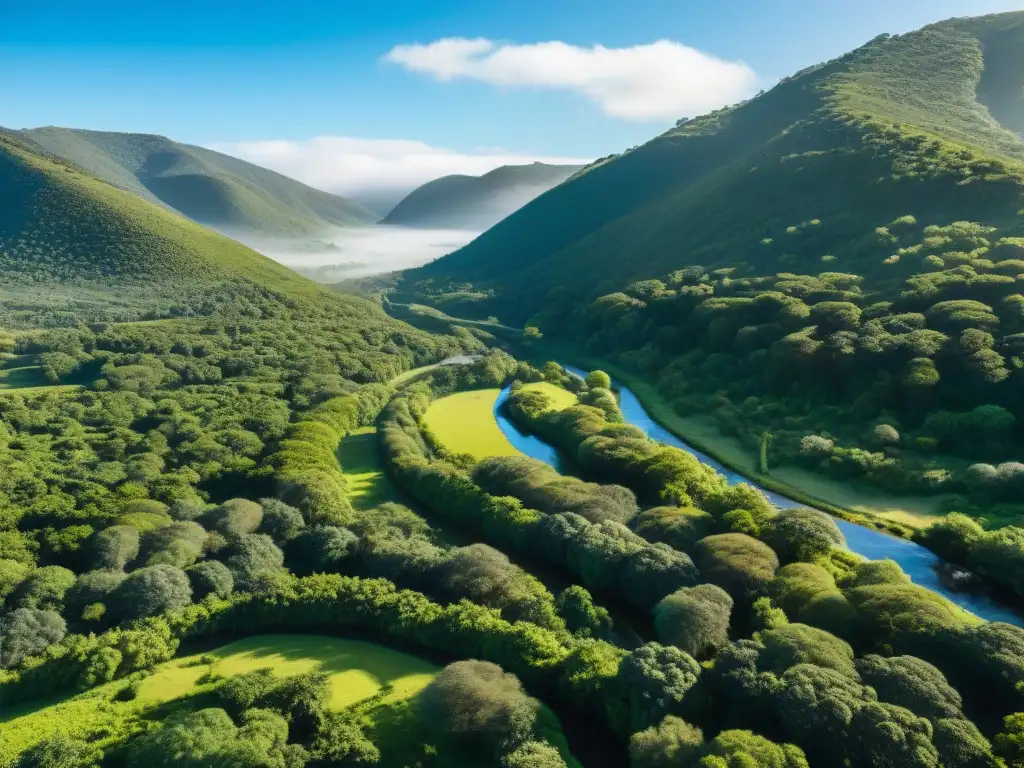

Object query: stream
[494,365,1023,625]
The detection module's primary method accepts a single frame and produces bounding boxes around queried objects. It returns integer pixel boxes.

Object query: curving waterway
[494,365,1023,625]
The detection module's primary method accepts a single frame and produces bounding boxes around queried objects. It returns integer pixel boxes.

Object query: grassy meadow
[0,635,439,764]
[424,389,522,458]
[337,426,404,509]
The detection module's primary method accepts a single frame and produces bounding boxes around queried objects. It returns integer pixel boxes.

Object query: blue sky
[2,0,1021,195]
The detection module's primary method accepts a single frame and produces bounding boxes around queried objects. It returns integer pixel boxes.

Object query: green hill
[13,126,376,236]
[393,12,1024,515]
[382,162,583,230]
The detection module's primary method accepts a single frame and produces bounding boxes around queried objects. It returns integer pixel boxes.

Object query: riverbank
[524,343,944,539]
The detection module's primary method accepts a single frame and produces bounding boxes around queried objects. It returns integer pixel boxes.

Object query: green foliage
[694,534,780,602]
[113,564,192,621]
[556,585,612,639]
[184,560,234,599]
[502,740,569,768]
[13,734,101,768]
[0,608,66,669]
[629,716,704,768]
[124,707,305,768]
[415,660,539,757]
[616,643,701,731]
[654,584,733,658]
[89,525,139,570]
[205,498,263,537]
[855,654,963,720]
[762,508,844,563]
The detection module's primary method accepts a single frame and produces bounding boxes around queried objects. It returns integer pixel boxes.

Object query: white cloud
[384,37,759,121]
[207,135,590,199]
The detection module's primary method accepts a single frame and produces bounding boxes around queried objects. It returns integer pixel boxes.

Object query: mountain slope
[392,11,1024,511]
[0,131,353,326]
[382,162,583,230]
[402,13,1024,320]
[14,127,376,236]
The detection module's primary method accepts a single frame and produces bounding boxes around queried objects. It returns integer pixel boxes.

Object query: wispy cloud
[207,135,590,198]
[384,38,759,121]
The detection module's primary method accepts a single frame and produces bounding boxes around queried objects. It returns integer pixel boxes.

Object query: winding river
[495,366,1023,625]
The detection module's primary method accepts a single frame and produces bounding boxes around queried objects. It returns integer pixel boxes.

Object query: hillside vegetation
[383,162,583,230]
[393,12,1024,517]
[13,126,375,235]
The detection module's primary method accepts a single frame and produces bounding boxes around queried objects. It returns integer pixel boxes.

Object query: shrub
[0,608,67,669]
[113,564,192,621]
[694,534,779,601]
[628,716,704,768]
[90,525,140,570]
[185,560,234,599]
[654,584,733,658]
[416,660,539,756]
[205,499,264,537]
[762,508,844,563]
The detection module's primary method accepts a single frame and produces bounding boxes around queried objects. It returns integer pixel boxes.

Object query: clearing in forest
[424,389,521,458]
[0,635,438,762]
[338,425,404,509]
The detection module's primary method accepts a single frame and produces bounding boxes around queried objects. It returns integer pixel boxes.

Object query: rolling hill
[382,162,583,230]
[391,11,1024,510]
[12,126,376,236]
[400,13,1024,319]
[0,131,404,329]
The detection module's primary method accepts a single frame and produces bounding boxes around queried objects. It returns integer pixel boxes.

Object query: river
[494,365,1023,625]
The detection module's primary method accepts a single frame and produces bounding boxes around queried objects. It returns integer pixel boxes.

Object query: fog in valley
[228,225,480,283]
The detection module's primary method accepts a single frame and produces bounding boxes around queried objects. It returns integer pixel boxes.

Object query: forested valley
[6,9,1024,768]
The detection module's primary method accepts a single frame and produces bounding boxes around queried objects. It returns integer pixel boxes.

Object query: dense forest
[388,12,1024,516]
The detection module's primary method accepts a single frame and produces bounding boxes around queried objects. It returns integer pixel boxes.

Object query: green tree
[654,584,733,658]
[0,608,66,669]
[416,660,539,757]
[113,564,191,621]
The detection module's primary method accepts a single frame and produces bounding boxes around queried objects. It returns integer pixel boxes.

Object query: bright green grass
[0,635,438,764]
[389,362,443,388]
[424,389,521,459]
[521,381,578,411]
[337,426,403,509]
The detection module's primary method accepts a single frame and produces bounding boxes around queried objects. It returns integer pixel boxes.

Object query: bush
[616,643,701,731]
[205,498,264,537]
[10,567,76,612]
[225,534,285,591]
[628,716,704,768]
[113,564,192,621]
[0,608,67,669]
[654,584,733,658]
[65,570,125,620]
[288,526,358,575]
[185,560,234,599]
[258,498,305,543]
[762,508,844,563]
[90,525,140,570]
[502,741,568,768]
[416,660,539,756]
[758,623,856,678]
[556,585,612,639]
[13,734,101,768]
[694,534,779,601]
[855,654,963,720]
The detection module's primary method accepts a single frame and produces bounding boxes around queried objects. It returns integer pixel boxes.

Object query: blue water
[493,365,1022,625]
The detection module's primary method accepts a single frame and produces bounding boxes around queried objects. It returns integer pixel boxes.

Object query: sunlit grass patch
[424,389,521,459]
[338,426,403,509]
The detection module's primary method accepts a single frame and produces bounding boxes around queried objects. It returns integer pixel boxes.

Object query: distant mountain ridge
[400,12,1024,321]
[382,162,584,230]
[14,126,376,236]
